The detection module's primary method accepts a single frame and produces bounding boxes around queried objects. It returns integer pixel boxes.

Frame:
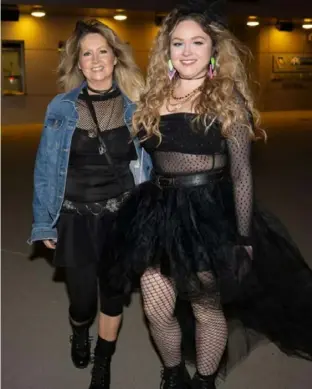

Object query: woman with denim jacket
[29,19,152,389]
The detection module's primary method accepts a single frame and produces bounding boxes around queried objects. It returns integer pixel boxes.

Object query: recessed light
[31,7,46,17]
[247,21,259,27]
[114,14,127,21]
[247,16,259,27]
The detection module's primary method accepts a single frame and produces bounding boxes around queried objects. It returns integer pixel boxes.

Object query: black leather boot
[191,372,216,389]
[88,355,111,389]
[70,322,92,369]
[160,363,191,389]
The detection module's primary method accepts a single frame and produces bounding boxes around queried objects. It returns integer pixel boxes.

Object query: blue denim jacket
[29,82,152,244]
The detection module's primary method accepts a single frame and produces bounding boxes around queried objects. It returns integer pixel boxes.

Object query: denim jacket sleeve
[29,102,58,244]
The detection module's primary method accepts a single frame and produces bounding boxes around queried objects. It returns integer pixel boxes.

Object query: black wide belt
[152,171,224,188]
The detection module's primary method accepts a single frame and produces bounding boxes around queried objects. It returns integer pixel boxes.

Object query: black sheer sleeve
[226,121,253,245]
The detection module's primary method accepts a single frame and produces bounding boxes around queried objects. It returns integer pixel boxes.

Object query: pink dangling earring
[208,57,216,79]
[168,59,176,81]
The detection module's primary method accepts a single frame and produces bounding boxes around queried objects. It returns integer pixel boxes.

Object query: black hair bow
[175,0,228,28]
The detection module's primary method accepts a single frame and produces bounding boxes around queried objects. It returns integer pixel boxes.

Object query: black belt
[152,171,224,188]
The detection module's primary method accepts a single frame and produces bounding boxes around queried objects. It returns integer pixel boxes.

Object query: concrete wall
[2,14,312,125]
[257,26,312,111]
[232,24,312,111]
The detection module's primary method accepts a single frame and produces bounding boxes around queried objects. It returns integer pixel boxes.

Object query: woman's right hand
[43,240,56,249]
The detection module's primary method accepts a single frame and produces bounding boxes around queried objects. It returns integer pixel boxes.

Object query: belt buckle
[157,176,173,187]
[86,202,103,216]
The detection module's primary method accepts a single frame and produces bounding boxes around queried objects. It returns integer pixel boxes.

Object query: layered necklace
[166,82,203,113]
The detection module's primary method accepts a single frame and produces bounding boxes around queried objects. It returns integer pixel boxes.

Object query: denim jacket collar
[61,81,86,103]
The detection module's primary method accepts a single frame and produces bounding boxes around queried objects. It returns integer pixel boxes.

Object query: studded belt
[61,192,130,216]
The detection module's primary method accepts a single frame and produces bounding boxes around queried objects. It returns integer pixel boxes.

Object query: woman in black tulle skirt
[100,2,312,388]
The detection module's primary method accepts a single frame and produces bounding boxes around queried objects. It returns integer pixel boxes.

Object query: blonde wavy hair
[133,11,263,141]
[58,19,144,102]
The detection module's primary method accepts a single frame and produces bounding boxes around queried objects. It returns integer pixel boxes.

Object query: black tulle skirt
[102,176,312,372]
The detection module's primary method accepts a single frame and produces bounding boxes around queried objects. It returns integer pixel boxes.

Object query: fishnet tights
[141,268,181,367]
[141,269,228,375]
[193,272,228,375]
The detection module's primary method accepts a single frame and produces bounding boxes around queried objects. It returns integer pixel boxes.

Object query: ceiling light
[247,21,259,27]
[31,7,46,17]
[247,16,259,27]
[302,18,312,29]
[114,14,127,21]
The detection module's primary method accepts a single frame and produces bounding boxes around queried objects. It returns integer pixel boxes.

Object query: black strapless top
[144,113,225,155]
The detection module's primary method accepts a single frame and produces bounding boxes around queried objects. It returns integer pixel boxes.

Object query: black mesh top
[65,88,136,203]
[142,113,253,239]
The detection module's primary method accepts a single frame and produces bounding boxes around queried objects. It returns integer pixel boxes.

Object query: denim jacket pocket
[45,115,64,130]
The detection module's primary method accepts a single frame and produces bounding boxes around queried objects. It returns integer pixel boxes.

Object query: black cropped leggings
[65,263,124,323]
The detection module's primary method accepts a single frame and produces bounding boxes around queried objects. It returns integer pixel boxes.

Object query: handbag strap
[82,87,125,191]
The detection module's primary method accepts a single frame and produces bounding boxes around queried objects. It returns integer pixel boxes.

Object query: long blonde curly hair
[57,19,144,102]
[133,11,263,141]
